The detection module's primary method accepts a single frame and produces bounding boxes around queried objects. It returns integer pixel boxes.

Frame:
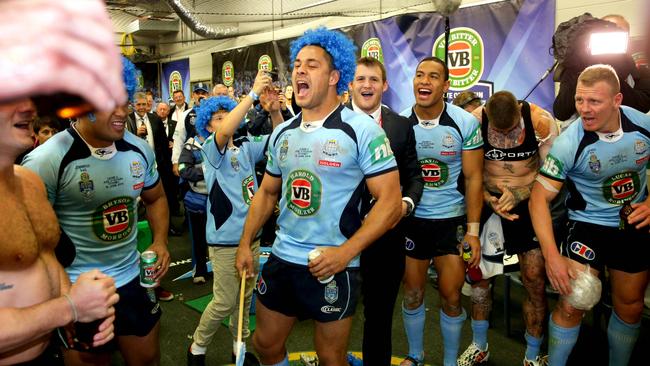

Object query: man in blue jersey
[235,27,402,366]
[22,57,170,366]
[530,64,650,366]
[399,57,484,366]
[187,72,275,366]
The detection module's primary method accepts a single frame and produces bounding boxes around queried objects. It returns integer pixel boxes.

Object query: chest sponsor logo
[78,171,95,201]
[485,149,536,161]
[602,171,639,204]
[286,170,322,216]
[361,37,384,64]
[419,158,449,187]
[242,175,255,205]
[92,197,134,242]
[324,280,339,304]
[569,241,595,261]
[433,27,484,90]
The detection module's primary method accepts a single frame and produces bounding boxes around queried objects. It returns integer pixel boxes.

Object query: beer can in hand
[308,248,334,284]
[140,250,158,287]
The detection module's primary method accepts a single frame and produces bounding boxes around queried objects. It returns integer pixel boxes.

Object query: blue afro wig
[289,27,357,95]
[121,56,140,102]
[194,96,238,138]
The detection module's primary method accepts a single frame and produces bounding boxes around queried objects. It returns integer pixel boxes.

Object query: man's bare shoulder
[529,103,556,141]
[14,165,47,195]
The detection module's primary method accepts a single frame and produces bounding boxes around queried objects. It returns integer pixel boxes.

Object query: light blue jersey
[266,105,397,267]
[201,134,268,245]
[22,128,159,287]
[540,106,650,227]
[401,102,483,219]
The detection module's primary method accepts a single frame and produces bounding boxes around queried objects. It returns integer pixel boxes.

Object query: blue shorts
[403,216,466,260]
[256,255,360,322]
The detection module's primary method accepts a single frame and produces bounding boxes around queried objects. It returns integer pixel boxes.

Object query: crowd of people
[1,1,650,366]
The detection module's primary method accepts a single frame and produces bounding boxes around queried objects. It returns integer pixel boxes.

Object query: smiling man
[236,28,402,366]
[530,64,650,366]
[348,56,423,365]
[399,57,484,366]
[23,57,170,366]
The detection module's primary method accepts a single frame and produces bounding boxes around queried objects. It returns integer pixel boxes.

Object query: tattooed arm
[530,103,558,161]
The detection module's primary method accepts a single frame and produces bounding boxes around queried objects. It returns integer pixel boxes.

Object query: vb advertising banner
[212,0,555,113]
[162,58,191,104]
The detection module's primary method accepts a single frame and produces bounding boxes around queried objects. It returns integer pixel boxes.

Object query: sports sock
[190,342,207,355]
[471,319,489,350]
[261,354,289,366]
[524,332,543,361]
[607,311,640,366]
[402,302,426,361]
[440,308,467,366]
[548,316,580,366]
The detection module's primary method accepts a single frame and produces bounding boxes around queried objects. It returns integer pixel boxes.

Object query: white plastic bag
[479,213,505,279]
[566,264,601,310]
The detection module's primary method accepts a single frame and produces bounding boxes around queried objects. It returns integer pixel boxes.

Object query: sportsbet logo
[286,170,322,216]
[419,158,449,187]
[433,27,484,90]
[602,171,639,204]
[92,197,134,242]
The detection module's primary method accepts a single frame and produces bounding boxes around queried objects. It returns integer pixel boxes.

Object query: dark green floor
[115,215,649,365]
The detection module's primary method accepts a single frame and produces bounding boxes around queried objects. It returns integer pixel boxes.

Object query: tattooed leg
[471,280,492,320]
[519,249,548,337]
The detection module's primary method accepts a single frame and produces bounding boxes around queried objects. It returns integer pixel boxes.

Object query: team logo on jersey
[78,171,95,201]
[634,140,647,154]
[130,161,144,179]
[419,158,449,187]
[405,237,415,251]
[603,171,640,204]
[369,134,393,165]
[279,138,289,161]
[442,134,454,149]
[569,241,595,261]
[322,139,339,157]
[324,280,339,304]
[433,27,484,90]
[588,151,601,173]
[258,55,273,72]
[231,156,240,172]
[92,197,134,242]
[222,61,234,87]
[257,276,267,295]
[361,38,384,64]
[242,175,255,205]
[286,170,322,216]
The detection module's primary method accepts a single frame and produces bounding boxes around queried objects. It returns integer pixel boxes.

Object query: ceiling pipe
[165,0,238,39]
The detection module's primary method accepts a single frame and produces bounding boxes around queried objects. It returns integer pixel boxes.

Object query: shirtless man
[1,0,125,364]
[0,100,119,365]
[457,91,557,366]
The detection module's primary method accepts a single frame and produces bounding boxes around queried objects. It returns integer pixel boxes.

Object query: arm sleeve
[178,145,205,182]
[143,144,160,189]
[265,129,281,177]
[539,134,574,182]
[21,150,59,204]
[358,122,398,177]
[249,135,270,163]
[201,134,227,170]
[461,114,483,150]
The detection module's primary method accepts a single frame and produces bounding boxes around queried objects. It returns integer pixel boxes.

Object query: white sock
[190,342,207,355]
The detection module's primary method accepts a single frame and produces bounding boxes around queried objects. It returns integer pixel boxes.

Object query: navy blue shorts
[402,216,466,260]
[562,220,650,273]
[256,255,360,322]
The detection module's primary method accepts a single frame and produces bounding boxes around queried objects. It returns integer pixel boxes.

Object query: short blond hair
[577,64,620,95]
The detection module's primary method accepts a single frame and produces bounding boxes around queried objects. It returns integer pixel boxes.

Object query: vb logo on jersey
[242,175,255,205]
[603,172,639,204]
[286,170,322,216]
[433,27,484,90]
[419,158,449,187]
[92,197,134,242]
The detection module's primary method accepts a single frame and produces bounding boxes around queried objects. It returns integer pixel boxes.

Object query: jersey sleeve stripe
[539,171,564,182]
[143,176,161,190]
[365,165,398,179]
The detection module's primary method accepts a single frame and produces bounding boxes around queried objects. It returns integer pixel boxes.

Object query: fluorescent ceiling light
[284,0,336,14]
